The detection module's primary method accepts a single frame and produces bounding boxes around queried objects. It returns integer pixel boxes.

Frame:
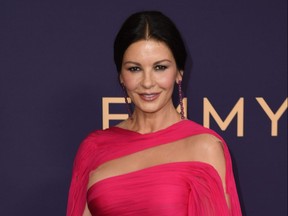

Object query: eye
[154,65,167,71]
[128,66,141,72]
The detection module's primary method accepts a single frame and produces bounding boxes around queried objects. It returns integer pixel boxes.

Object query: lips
[139,93,160,101]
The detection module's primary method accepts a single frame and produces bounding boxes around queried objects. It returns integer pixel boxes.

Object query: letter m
[203,97,244,137]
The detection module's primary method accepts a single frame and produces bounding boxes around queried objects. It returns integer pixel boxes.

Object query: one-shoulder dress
[66,120,242,216]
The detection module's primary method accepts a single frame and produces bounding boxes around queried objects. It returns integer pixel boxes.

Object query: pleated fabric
[66,120,242,216]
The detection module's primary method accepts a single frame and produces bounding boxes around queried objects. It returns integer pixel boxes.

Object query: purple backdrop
[0,0,287,215]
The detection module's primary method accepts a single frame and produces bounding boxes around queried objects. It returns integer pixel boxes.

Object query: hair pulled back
[114,11,187,74]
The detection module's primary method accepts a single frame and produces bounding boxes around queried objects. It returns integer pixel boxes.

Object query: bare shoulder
[187,133,224,156]
[185,133,229,201]
[186,133,226,179]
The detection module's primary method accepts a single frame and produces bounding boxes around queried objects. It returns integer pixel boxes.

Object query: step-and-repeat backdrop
[1,0,287,215]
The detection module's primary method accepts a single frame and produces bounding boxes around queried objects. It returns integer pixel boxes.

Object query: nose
[141,71,155,89]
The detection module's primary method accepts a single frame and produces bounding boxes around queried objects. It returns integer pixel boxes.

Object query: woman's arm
[82,202,92,216]
[192,134,230,208]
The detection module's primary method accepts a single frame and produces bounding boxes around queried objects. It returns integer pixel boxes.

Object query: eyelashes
[127,65,168,72]
[127,66,141,72]
[154,65,167,71]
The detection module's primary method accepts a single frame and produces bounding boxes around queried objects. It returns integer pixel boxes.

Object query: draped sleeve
[66,131,100,216]
[204,129,242,215]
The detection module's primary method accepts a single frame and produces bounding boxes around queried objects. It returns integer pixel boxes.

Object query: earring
[178,80,185,119]
[121,83,132,118]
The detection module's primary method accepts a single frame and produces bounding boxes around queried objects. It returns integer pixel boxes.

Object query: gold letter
[256,97,288,136]
[203,98,244,137]
[102,97,130,129]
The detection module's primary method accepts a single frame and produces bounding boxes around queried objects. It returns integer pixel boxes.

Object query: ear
[119,74,124,84]
[176,70,184,83]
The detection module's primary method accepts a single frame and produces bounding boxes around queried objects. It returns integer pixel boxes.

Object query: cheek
[156,74,177,89]
[121,74,139,91]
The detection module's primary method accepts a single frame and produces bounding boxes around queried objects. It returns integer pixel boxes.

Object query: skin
[117,39,183,134]
[83,39,230,215]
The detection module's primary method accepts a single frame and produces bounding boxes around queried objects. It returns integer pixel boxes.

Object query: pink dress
[66,120,242,216]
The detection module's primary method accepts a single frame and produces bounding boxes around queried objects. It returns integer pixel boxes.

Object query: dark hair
[114,11,187,74]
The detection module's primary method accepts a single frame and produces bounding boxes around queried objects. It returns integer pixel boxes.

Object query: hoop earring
[178,80,185,119]
[121,83,132,118]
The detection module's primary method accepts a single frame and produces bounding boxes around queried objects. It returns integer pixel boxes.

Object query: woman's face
[120,39,182,115]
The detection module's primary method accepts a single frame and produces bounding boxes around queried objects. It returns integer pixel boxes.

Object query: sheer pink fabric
[66,120,242,216]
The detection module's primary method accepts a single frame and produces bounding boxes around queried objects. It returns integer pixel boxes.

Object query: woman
[67,11,242,216]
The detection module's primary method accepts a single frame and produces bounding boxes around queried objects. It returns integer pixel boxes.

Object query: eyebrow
[123,61,141,66]
[154,59,172,65]
[123,59,172,66]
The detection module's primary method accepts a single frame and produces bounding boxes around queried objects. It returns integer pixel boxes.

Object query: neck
[126,104,183,134]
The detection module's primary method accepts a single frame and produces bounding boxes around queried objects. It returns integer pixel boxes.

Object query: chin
[136,105,162,114]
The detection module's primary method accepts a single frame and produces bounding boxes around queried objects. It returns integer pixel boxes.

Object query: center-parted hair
[114,11,187,74]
